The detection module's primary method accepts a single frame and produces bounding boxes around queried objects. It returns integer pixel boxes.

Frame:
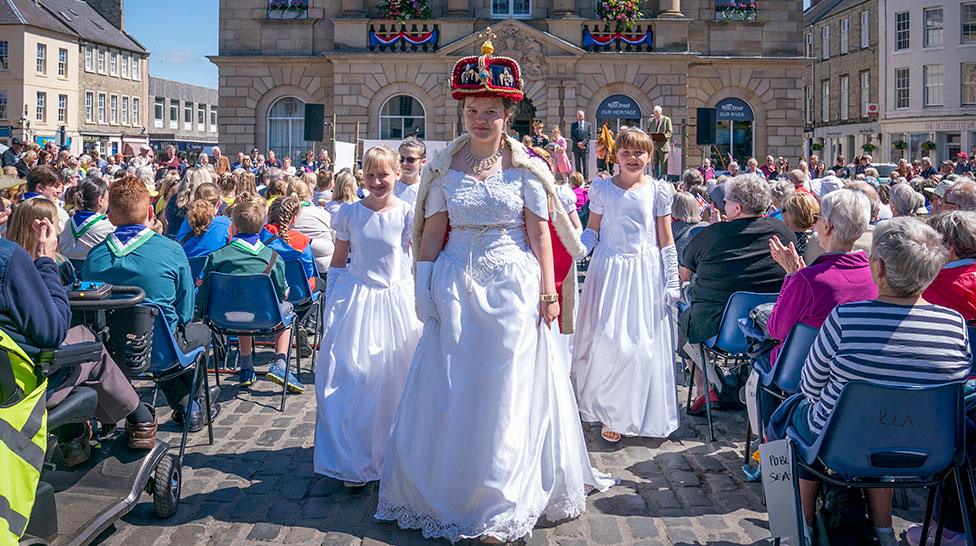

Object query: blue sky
[123,0,218,88]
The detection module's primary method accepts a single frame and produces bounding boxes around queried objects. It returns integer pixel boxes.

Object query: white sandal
[600,427,621,443]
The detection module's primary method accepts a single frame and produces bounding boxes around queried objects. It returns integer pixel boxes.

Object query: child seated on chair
[82,175,219,434]
[197,193,303,393]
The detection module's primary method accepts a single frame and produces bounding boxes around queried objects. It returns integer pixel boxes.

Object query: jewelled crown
[450,28,524,102]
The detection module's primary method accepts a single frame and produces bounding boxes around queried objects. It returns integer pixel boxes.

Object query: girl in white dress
[313,146,422,487]
[572,128,681,442]
[376,34,612,544]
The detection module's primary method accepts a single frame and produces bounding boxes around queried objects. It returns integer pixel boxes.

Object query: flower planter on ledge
[368,23,440,52]
[714,1,757,22]
[267,0,308,20]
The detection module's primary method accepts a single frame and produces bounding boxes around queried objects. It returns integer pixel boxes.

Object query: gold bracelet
[540,293,559,304]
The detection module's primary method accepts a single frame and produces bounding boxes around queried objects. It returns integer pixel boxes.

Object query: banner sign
[716,97,755,121]
[597,95,642,121]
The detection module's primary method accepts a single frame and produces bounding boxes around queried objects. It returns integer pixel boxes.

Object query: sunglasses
[399,156,423,165]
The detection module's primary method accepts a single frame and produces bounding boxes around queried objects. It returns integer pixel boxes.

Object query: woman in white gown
[573,129,680,442]
[572,129,681,441]
[376,34,613,544]
[314,146,422,486]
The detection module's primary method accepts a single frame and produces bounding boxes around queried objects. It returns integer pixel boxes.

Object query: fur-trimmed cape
[412,134,585,333]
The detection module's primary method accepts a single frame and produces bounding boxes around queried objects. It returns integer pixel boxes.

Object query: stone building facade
[0,0,145,154]
[213,0,807,172]
[147,77,218,154]
[803,0,880,164]
[878,0,976,163]
[65,0,149,156]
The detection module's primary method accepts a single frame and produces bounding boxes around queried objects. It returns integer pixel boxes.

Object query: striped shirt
[800,300,971,435]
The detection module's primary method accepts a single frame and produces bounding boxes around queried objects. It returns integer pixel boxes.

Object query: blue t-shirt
[177,216,232,257]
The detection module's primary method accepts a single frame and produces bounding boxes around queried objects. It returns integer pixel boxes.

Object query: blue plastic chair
[284,259,322,372]
[967,326,976,378]
[202,272,296,412]
[787,381,973,546]
[757,323,819,395]
[187,256,209,283]
[688,291,779,442]
[143,304,215,461]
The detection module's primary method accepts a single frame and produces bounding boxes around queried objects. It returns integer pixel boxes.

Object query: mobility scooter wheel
[152,453,181,518]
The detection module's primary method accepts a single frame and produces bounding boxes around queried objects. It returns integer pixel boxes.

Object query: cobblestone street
[87,354,928,546]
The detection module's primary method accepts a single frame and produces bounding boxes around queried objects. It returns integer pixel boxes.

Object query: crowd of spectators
[2,135,975,544]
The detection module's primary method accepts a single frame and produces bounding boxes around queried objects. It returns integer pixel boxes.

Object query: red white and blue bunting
[582,27,652,49]
[369,28,439,49]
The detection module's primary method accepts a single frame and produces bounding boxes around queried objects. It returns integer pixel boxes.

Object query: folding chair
[787,381,974,546]
[187,256,208,283]
[687,291,779,442]
[202,272,296,412]
[283,259,322,372]
[106,304,215,460]
[752,322,819,452]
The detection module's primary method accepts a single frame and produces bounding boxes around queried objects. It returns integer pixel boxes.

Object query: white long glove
[325,266,345,302]
[580,228,599,258]
[415,261,438,324]
[661,244,681,307]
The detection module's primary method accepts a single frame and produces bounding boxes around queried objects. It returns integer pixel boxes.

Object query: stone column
[447,0,469,16]
[659,0,682,17]
[340,0,365,16]
[552,0,575,16]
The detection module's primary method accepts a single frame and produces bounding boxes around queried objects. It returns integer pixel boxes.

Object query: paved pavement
[93,353,926,546]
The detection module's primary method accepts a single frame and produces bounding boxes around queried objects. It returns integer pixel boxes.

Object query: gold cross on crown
[480,27,496,55]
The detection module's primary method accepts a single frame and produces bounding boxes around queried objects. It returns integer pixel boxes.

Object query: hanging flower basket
[811,142,824,151]
[267,0,308,19]
[598,0,644,33]
[715,1,757,22]
[379,0,431,24]
[861,143,877,153]
[921,140,937,151]
[893,140,908,150]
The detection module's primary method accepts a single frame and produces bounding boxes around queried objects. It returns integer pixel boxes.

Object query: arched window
[267,97,305,163]
[596,94,643,132]
[711,97,755,168]
[379,95,425,140]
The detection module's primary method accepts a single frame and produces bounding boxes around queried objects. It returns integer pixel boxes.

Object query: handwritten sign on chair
[761,439,805,545]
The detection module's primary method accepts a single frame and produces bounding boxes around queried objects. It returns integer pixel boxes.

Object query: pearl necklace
[464,144,503,176]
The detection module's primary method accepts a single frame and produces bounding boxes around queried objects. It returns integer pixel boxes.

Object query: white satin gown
[376,167,613,543]
[313,199,422,483]
[572,177,680,438]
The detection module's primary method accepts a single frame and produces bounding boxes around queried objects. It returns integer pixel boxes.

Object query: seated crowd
[676,157,976,546]
[0,139,410,468]
[1,136,975,545]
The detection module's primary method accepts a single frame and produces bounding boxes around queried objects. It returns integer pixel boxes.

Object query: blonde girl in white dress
[572,129,681,442]
[376,34,612,544]
[313,146,422,487]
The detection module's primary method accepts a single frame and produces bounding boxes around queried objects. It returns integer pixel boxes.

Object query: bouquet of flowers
[715,0,757,22]
[379,0,431,23]
[598,0,644,32]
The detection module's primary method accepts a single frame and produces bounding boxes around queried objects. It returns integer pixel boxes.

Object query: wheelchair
[17,284,191,546]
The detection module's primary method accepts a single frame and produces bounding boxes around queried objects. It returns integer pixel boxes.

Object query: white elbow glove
[580,228,599,258]
[325,266,345,302]
[661,244,681,307]
[415,261,438,324]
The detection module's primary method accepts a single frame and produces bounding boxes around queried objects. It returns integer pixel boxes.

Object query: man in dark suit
[570,110,592,178]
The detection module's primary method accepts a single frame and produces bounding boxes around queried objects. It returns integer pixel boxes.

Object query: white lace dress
[313,200,422,483]
[572,178,680,438]
[376,167,613,543]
